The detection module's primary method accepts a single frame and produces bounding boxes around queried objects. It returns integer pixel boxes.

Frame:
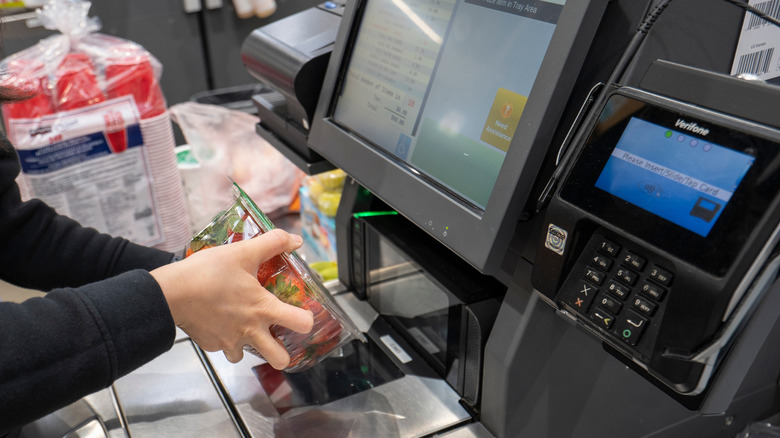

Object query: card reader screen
[594,117,755,237]
[561,91,780,275]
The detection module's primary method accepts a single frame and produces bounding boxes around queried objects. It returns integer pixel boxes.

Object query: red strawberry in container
[257,255,286,285]
[309,313,343,356]
[184,182,366,372]
[262,267,306,307]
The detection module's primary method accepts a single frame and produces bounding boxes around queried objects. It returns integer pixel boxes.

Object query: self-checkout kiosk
[19,0,780,437]
[236,0,780,436]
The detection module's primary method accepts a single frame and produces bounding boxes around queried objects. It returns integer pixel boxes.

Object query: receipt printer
[241,2,345,163]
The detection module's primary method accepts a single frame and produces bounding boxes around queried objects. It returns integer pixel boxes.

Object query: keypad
[590,308,615,330]
[598,239,620,257]
[606,280,630,300]
[614,311,648,346]
[614,267,639,285]
[639,281,666,301]
[562,281,598,313]
[591,254,613,271]
[623,252,646,271]
[561,234,674,350]
[584,267,606,285]
[648,265,674,286]
[598,294,622,314]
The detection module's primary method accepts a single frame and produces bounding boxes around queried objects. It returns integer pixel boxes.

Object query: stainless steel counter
[20,331,241,438]
[201,284,472,437]
[21,285,474,438]
[204,349,470,437]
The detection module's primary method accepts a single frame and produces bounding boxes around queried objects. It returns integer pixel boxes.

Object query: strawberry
[226,230,244,243]
[225,211,254,244]
[271,325,310,369]
[185,243,213,258]
[300,295,323,315]
[263,272,306,307]
[257,255,287,284]
[313,335,342,357]
[308,313,342,347]
[287,345,308,368]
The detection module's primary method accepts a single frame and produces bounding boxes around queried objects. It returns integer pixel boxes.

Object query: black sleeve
[0,127,179,432]
[0,269,176,433]
[0,134,175,290]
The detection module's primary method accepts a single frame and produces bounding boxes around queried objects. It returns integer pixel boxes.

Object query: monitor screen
[332,0,565,209]
[309,0,607,277]
[594,117,755,237]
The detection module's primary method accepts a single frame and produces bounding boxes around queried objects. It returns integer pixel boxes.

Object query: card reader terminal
[532,61,780,404]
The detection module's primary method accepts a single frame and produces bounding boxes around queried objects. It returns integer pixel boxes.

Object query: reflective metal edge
[433,422,495,438]
[205,350,471,438]
[203,280,469,437]
[111,340,242,437]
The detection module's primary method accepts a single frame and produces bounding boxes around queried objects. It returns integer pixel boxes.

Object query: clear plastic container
[185,182,365,372]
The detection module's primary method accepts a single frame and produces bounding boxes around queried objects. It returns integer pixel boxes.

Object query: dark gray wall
[621,0,748,86]
[199,0,322,90]
[0,0,320,106]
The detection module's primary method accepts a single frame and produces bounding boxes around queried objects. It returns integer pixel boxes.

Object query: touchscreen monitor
[309,0,607,276]
[332,0,565,209]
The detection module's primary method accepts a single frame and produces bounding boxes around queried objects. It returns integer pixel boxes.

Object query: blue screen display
[595,117,755,237]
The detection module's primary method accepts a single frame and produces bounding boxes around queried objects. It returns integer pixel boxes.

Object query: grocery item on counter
[185,182,365,372]
[309,260,338,282]
[299,169,346,263]
[305,169,347,217]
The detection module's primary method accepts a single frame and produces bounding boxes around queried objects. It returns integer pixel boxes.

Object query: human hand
[151,228,314,369]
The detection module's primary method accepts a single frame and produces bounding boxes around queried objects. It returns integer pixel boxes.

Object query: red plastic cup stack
[105,52,166,119]
[0,59,55,120]
[55,53,106,111]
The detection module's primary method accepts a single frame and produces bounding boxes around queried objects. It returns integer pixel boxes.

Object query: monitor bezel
[308,0,608,275]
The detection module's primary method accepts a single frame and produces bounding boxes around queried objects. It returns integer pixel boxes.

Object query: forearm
[0,198,174,290]
[0,269,176,432]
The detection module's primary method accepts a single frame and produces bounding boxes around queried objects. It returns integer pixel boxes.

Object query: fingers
[220,329,296,369]
[254,228,303,260]
[222,335,288,369]
[223,347,244,364]
[244,300,313,369]
[220,301,313,369]
[248,330,292,369]
[180,228,308,369]
[268,299,314,334]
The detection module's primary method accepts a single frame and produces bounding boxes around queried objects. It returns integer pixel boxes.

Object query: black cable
[536,0,675,213]
[536,0,780,213]
[607,0,674,93]
[722,0,780,29]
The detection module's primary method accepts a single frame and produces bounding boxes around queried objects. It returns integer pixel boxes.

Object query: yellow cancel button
[480,88,527,152]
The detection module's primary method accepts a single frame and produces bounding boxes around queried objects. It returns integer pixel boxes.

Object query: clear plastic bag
[170,101,305,226]
[1,1,166,121]
[185,182,365,372]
